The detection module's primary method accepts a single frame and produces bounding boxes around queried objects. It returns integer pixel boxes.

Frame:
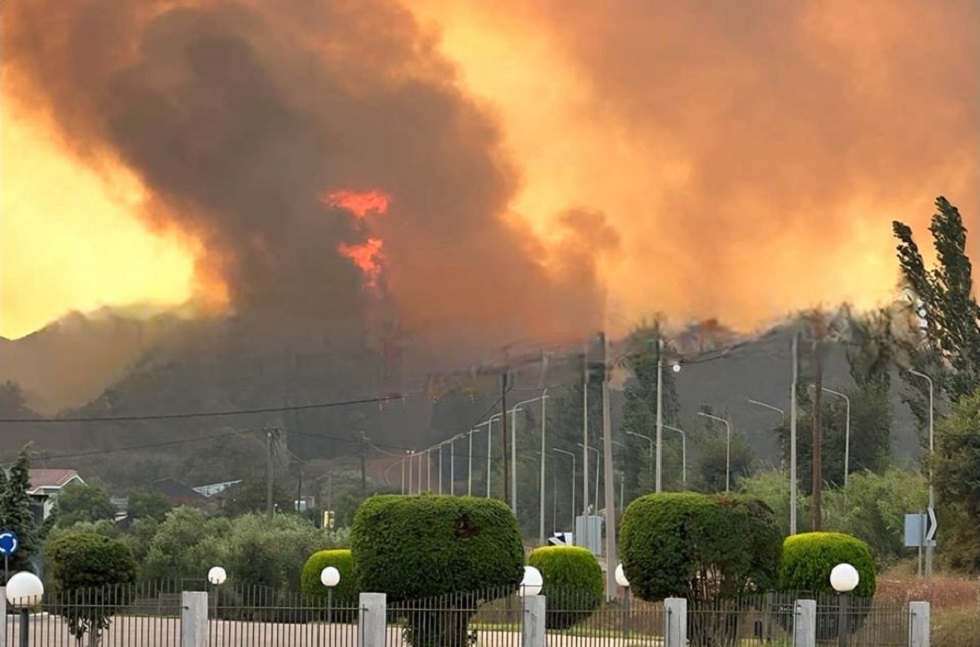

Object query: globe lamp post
[207,566,227,624]
[6,571,43,647]
[615,563,631,637]
[321,566,340,624]
[519,566,543,597]
[830,563,859,647]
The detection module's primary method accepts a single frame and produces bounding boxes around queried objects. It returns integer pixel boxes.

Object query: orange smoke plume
[322,190,390,219]
[338,238,384,290]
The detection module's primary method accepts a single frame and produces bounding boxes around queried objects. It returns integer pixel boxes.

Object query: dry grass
[876,567,980,610]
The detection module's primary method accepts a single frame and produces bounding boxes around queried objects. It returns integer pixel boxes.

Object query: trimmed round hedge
[351,495,524,600]
[778,532,876,640]
[301,549,358,620]
[619,492,782,602]
[778,532,876,597]
[527,546,603,630]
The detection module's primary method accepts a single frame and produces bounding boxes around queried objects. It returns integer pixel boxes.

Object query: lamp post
[477,412,505,497]
[626,431,654,486]
[577,443,600,514]
[553,448,576,532]
[748,398,794,531]
[448,434,465,496]
[6,571,43,647]
[467,427,479,496]
[615,564,631,637]
[663,424,688,487]
[654,339,683,493]
[511,397,547,515]
[830,563,859,647]
[538,389,549,548]
[908,369,935,579]
[697,412,732,492]
[321,566,340,625]
[821,388,851,488]
[207,566,227,624]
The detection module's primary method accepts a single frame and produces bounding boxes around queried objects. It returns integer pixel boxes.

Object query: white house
[27,469,85,523]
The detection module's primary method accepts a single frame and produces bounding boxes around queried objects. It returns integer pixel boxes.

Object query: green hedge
[301,549,358,621]
[619,493,782,602]
[778,532,876,640]
[351,495,523,647]
[527,546,603,630]
[778,532,876,597]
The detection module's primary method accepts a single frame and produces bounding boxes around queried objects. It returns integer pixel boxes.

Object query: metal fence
[1,581,923,647]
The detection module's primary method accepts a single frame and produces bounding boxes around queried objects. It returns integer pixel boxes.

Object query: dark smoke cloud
[2,0,606,358]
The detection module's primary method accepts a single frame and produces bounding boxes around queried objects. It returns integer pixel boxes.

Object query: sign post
[904,512,937,578]
[0,530,20,583]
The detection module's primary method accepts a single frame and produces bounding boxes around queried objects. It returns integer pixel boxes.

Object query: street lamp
[7,571,43,647]
[470,414,501,498]
[663,424,688,487]
[615,563,631,637]
[448,433,466,496]
[654,337,683,493]
[553,448,576,532]
[576,443,600,514]
[511,397,547,514]
[821,388,851,488]
[208,566,226,622]
[625,431,654,485]
[830,563,859,647]
[321,566,340,624]
[908,369,935,579]
[697,412,732,492]
[520,565,543,597]
[748,397,795,533]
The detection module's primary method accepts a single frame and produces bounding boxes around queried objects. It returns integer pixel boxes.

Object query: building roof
[27,469,82,491]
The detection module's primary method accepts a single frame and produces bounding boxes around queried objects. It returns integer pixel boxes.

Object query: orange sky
[1,0,976,340]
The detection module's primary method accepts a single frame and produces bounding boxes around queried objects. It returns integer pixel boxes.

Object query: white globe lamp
[520,565,543,597]
[671,362,681,373]
[615,563,630,588]
[208,566,227,586]
[6,572,43,608]
[320,566,341,588]
[829,563,859,593]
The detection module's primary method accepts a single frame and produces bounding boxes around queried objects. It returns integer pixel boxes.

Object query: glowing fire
[321,190,390,218]
[338,238,384,289]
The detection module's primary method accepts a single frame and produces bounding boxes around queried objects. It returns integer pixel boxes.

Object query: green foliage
[301,549,358,620]
[219,479,292,518]
[933,389,980,572]
[893,196,980,404]
[737,469,812,537]
[54,482,117,527]
[619,492,781,603]
[822,468,928,567]
[351,495,523,647]
[527,546,603,629]
[126,490,172,522]
[140,506,231,581]
[45,529,138,643]
[778,532,876,597]
[0,445,40,574]
[223,513,322,590]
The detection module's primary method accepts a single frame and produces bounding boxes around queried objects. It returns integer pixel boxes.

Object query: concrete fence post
[0,586,6,647]
[793,599,816,647]
[909,601,930,647]
[180,591,208,647]
[359,592,387,647]
[664,597,687,647]
[522,595,546,647]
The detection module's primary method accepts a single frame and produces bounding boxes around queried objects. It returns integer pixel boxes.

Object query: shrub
[45,530,139,645]
[777,532,876,639]
[301,549,358,622]
[527,546,603,630]
[619,493,782,602]
[351,495,523,647]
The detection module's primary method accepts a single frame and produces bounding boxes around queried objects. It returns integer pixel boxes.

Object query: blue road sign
[0,531,19,556]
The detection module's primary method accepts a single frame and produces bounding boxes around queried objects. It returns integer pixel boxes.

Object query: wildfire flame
[328,189,390,292]
[338,238,384,290]
[321,190,390,218]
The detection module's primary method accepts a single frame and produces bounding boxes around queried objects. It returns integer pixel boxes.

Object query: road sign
[904,514,935,548]
[0,531,19,556]
[548,532,573,546]
[925,507,938,542]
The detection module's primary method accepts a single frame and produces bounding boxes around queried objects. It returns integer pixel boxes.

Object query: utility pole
[600,331,617,601]
[360,431,368,497]
[789,332,799,535]
[501,370,509,504]
[655,337,664,492]
[581,348,590,551]
[810,323,824,532]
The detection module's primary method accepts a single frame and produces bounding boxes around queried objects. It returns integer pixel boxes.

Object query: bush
[351,495,523,647]
[619,493,782,602]
[301,549,358,622]
[777,532,876,640]
[45,530,138,644]
[527,546,603,630]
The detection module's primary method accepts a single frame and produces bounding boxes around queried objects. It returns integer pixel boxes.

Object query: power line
[0,394,405,424]
[45,431,244,460]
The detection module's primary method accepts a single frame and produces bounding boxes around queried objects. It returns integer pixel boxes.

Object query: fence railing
[0,581,931,647]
